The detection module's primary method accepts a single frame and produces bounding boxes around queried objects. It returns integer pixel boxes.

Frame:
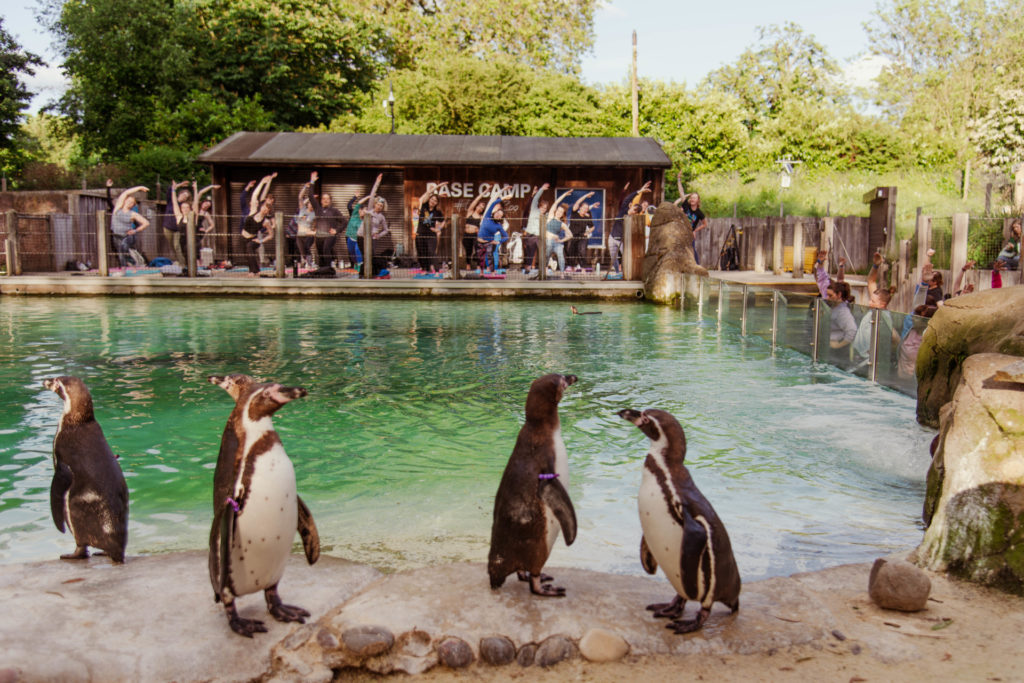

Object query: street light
[383,79,396,134]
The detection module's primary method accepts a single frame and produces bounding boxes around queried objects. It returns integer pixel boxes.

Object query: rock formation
[915,286,1024,428]
[642,202,709,305]
[914,353,1024,595]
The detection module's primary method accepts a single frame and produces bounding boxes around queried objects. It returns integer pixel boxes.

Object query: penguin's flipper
[539,477,577,546]
[218,501,237,596]
[49,462,73,533]
[296,496,320,565]
[640,535,658,575]
[680,510,710,600]
[208,508,224,600]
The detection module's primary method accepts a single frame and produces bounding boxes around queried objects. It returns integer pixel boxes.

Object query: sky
[2,0,886,114]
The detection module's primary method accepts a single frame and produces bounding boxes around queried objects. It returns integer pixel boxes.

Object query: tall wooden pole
[631,31,639,137]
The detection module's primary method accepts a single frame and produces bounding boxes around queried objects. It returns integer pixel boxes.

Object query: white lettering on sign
[422,181,537,200]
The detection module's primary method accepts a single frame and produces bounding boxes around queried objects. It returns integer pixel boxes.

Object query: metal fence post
[5,210,21,276]
[812,298,822,363]
[697,277,704,318]
[186,212,197,278]
[539,221,548,281]
[717,279,724,324]
[97,210,109,276]
[741,284,748,336]
[274,212,285,278]
[792,220,804,278]
[771,289,779,349]
[869,309,880,382]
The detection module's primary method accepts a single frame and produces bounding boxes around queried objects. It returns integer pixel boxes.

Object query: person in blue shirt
[476,185,510,272]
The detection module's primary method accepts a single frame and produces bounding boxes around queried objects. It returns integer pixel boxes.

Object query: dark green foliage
[0,17,44,177]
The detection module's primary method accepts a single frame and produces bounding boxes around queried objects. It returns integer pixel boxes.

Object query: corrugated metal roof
[199,133,672,168]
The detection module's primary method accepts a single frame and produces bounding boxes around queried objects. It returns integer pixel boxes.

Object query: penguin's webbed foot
[668,607,710,634]
[529,575,566,597]
[647,595,685,619]
[225,603,267,638]
[229,614,268,638]
[60,545,89,561]
[517,571,553,584]
[265,586,310,623]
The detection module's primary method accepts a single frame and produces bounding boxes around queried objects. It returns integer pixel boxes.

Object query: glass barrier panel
[720,282,745,329]
[744,285,775,341]
[880,309,921,396]
[777,291,819,358]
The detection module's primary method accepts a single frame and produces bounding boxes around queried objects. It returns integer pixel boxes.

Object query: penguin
[43,376,129,563]
[618,408,741,634]
[488,373,578,597]
[207,374,320,637]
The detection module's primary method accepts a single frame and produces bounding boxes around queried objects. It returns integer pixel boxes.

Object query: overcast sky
[3,0,886,114]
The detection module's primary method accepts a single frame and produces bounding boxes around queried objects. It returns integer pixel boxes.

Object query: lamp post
[384,80,396,134]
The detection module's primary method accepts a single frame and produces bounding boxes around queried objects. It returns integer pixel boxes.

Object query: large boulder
[913,353,1024,595]
[642,202,709,305]
[916,286,1024,428]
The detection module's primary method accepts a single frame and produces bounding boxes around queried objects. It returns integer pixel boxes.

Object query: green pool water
[0,296,934,579]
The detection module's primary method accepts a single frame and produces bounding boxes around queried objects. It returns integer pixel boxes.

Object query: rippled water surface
[0,297,934,579]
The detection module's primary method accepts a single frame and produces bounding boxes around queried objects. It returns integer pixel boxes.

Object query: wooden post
[186,212,197,278]
[622,215,632,281]
[274,212,285,278]
[792,220,804,278]
[631,31,639,137]
[5,210,21,276]
[626,214,645,280]
[97,210,109,276]
[362,212,373,279]
[450,213,461,280]
[772,218,783,275]
[915,212,931,283]
[822,216,835,254]
[950,212,969,280]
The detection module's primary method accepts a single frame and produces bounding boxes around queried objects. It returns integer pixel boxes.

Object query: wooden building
[198,132,672,263]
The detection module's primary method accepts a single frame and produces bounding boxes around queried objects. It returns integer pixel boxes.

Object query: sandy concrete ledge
[2,551,1023,682]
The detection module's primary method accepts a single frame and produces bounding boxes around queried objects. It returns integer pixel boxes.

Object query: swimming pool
[0,297,934,579]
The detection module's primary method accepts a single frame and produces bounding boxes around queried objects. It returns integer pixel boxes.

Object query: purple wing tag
[538,473,559,480]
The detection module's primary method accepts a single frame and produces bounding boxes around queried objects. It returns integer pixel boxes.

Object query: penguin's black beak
[618,408,643,424]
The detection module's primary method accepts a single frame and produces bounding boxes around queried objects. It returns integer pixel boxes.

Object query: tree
[0,18,44,152]
[191,0,391,129]
[347,0,598,74]
[702,22,842,124]
[864,0,1024,165]
[970,89,1024,175]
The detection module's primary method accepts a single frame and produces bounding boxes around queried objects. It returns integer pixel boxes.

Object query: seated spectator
[925,272,944,306]
[898,305,937,379]
[992,258,1006,289]
[853,253,898,365]
[996,219,1021,270]
[827,280,857,351]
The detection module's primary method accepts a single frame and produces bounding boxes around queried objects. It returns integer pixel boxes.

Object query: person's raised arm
[105,178,114,212]
[307,171,322,212]
[361,172,383,205]
[619,190,639,216]
[953,260,975,295]
[573,191,594,213]
[193,182,220,212]
[676,175,685,205]
[837,256,846,283]
[548,190,573,221]
[115,186,149,212]
[529,183,549,215]
[170,180,185,221]
[250,172,276,214]
[866,252,882,299]
[418,181,447,209]
[483,184,503,219]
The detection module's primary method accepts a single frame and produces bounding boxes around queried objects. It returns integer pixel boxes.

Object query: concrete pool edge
[2,549,1021,681]
[0,274,647,299]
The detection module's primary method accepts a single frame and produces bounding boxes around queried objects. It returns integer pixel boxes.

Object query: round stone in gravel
[479,636,516,666]
[516,642,537,667]
[341,625,395,657]
[578,628,629,662]
[436,637,474,669]
[536,635,577,667]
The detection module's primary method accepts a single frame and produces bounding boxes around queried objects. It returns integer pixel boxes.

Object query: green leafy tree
[351,0,598,74]
[970,89,1024,175]
[191,0,391,129]
[702,22,842,124]
[864,0,1024,165]
[0,17,45,177]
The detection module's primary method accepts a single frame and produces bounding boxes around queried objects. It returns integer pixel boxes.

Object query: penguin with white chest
[43,376,129,563]
[207,374,320,637]
[488,373,578,597]
[618,408,741,633]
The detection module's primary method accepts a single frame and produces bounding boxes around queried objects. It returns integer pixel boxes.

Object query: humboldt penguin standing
[488,373,578,597]
[618,408,741,633]
[207,374,320,637]
[43,376,129,563]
